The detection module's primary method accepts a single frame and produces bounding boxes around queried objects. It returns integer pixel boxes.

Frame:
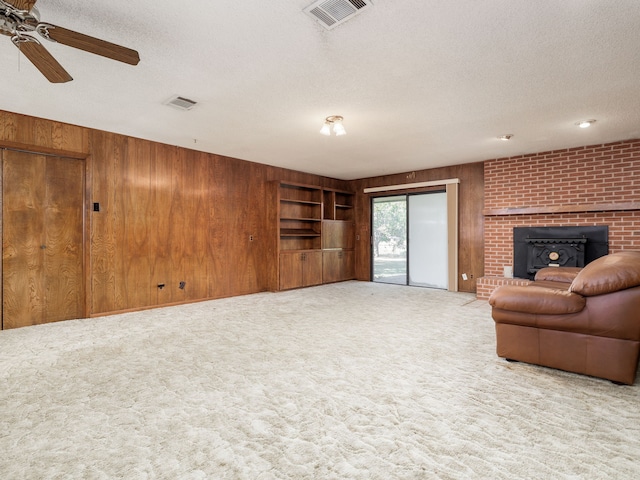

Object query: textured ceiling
[2,0,639,180]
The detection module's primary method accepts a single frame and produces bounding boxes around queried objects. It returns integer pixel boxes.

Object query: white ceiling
[2,0,640,180]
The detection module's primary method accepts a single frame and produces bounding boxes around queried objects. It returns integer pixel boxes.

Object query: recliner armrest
[489,285,586,315]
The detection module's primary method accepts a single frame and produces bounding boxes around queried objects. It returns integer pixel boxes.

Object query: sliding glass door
[372,192,448,289]
[408,192,448,288]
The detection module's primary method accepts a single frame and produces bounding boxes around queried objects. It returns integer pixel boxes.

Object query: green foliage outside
[373,198,406,257]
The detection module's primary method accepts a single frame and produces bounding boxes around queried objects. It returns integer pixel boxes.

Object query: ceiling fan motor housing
[1,0,139,83]
[0,1,39,36]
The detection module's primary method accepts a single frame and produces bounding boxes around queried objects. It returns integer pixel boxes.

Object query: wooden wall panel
[0,111,89,155]
[129,138,154,308]
[167,143,187,305]
[183,150,210,302]
[2,109,357,318]
[90,131,123,313]
[228,161,263,296]
[207,155,231,299]
[150,143,174,306]
[349,163,484,293]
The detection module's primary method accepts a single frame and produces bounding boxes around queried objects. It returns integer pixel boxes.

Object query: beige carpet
[1,281,638,479]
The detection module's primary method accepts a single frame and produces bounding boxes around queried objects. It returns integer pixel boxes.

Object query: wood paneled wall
[0,111,90,156]
[1,110,349,317]
[349,163,485,293]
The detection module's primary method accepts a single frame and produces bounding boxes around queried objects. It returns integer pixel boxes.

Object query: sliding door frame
[367,179,459,292]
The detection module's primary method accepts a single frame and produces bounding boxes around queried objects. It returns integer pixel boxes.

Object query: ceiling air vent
[304,0,373,30]
[164,95,197,111]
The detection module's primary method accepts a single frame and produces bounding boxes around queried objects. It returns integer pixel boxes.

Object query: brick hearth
[476,276,531,301]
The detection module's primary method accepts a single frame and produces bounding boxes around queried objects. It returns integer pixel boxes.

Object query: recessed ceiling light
[576,119,596,128]
[498,134,513,141]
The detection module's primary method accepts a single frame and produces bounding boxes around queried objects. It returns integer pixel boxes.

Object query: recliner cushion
[489,285,586,314]
[535,266,582,283]
[531,280,571,290]
[570,251,640,296]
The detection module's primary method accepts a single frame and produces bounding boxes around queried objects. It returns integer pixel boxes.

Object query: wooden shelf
[280,198,322,206]
[280,229,321,237]
[279,248,320,253]
[484,202,640,216]
[280,217,321,222]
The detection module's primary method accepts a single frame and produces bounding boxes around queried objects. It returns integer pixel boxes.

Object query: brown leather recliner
[489,251,640,384]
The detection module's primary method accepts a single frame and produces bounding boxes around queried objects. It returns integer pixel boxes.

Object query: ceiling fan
[0,0,139,83]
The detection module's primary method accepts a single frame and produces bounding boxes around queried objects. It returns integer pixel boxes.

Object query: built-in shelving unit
[323,188,354,221]
[278,183,323,252]
[276,181,355,290]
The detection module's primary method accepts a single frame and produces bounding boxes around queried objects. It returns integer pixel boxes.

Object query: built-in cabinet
[276,181,355,290]
[279,250,323,290]
[322,249,355,284]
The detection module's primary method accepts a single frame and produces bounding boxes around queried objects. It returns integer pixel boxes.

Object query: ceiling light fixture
[498,134,513,141]
[320,115,346,136]
[576,119,596,129]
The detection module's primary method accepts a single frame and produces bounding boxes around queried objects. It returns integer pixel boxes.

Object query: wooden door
[322,250,341,283]
[2,150,84,329]
[341,250,355,280]
[322,220,355,249]
[323,250,355,283]
[279,251,323,290]
[279,251,302,290]
[302,250,323,287]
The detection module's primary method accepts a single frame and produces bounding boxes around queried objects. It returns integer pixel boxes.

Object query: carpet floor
[1,281,638,479]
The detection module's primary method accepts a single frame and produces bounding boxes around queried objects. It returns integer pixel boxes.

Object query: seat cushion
[531,280,571,290]
[535,266,582,283]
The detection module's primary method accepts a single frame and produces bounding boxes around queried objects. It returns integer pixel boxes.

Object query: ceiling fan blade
[12,35,72,83]
[37,23,140,66]
[8,0,38,12]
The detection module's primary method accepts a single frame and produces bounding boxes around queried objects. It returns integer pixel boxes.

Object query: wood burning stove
[525,237,586,274]
[513,226,608,279]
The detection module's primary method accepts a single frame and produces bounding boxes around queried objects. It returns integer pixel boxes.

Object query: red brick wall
[483,139,640,277]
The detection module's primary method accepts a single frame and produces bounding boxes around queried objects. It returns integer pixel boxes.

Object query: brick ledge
[476,276,531,300]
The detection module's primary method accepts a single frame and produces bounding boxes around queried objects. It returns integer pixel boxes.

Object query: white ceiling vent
[304,0,373,30]
[164,95,197,111]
